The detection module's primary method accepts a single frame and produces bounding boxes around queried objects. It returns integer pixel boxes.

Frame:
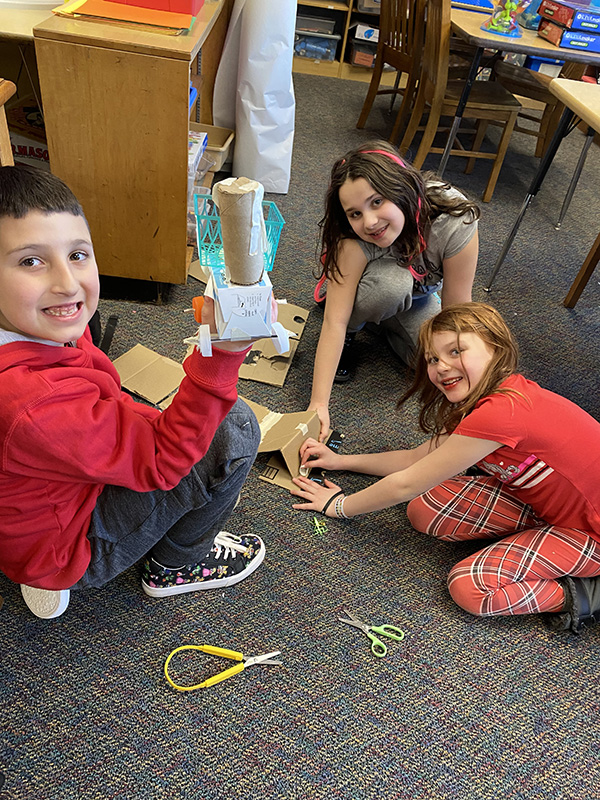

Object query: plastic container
[194,193,285,273]
[356,0,381,12]
[190,122,235,173]
[351,41,377,68]
[296,15,336,34]
[524,55,565,76]
[294,31,341,62]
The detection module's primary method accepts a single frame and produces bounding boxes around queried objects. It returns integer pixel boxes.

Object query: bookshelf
[294,0,396,85]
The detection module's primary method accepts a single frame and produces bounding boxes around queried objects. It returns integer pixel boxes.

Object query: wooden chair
[356,0,426,145]
[492,59,586,158]
[398,0,521,203]
[0,78,17,166]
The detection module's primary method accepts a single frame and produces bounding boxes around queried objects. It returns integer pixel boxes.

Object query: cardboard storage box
[538,18,600,51]
[539,0,600,31]
[352,22,379,42]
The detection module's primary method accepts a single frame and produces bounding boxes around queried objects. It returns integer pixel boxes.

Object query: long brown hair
[399,303,521,436]
[318,140,479,282]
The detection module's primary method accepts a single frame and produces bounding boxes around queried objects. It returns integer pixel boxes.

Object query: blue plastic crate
[194,193,285,272]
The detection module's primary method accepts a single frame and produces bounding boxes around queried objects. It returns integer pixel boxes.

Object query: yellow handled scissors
[164,644,282,691]
[338,608,405,658]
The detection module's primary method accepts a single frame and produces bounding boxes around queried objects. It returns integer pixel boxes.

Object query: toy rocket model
[185,177,289,357]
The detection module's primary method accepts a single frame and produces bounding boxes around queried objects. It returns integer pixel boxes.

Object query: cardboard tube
[214,177,265,285]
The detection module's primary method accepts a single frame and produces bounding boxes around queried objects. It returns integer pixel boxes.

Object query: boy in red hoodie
[0,164,264,619]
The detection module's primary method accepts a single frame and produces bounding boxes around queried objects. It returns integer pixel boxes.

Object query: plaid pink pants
[407,476,600,617]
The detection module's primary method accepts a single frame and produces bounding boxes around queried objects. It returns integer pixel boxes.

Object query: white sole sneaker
[20,585,70,619]
[141,533,265,598]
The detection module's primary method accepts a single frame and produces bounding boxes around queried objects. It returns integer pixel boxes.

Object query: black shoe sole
[334,369,352,384]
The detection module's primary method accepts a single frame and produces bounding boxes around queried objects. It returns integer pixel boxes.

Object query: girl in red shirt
[292,302,600,634]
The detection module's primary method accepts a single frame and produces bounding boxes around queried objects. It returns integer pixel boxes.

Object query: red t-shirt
[454,374,600,537]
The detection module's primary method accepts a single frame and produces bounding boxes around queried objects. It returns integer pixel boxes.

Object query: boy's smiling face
[0,210,100,344]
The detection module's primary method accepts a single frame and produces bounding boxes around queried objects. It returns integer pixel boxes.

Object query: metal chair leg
[555,126,594,230]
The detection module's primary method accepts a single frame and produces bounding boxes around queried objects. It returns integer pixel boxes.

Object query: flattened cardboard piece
[242,397,320,490]
[239,339,299,387]
[113,344,185,405]
[188,259,210,283]
[238,302,309,387]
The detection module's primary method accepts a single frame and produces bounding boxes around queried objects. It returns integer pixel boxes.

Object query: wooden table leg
[564,229,600,308]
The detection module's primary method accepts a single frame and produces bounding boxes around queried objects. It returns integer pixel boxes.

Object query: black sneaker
[141,531,265,598]
[334,332,356,384]
[545,575,600,633]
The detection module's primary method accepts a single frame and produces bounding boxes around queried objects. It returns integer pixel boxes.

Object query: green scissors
[339,608,405,658]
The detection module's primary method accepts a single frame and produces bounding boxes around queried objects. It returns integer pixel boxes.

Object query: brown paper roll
[215,177,264,285]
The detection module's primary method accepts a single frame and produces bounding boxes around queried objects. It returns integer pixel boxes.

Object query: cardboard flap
[275,303,309,339]
[242,397,320,486]
[113,344,185,404]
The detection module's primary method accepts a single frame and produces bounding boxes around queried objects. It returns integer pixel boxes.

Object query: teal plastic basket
[194,193,285,272]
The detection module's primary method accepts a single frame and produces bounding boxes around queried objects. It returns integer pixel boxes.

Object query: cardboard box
[352,22,380,42]
[238,302,309,387]
[113,344,185,405]
[538,18,600,50]
[242,398,321,491]
[6,99,50,171]
[539,0,600,31]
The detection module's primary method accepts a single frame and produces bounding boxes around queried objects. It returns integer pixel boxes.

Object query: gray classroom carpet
[1,74,600,800]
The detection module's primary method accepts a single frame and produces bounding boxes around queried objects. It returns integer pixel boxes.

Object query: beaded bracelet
[334,495,349,519]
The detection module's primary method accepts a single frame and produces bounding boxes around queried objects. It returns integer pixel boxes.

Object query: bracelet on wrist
[334,495,349,519]
[321,490,344,516]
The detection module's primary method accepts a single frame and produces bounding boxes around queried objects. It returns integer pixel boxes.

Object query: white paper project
[212,0,296,193]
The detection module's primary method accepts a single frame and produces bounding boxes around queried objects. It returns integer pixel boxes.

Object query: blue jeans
[73,398,260,590]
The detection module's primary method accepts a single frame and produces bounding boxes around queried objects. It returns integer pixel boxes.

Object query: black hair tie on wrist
[321,490,345,516]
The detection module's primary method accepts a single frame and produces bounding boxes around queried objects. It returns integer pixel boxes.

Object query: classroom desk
[0,9,51,41]
[32,0,231,285]
[439,9,600,175]
[485,78,600,307]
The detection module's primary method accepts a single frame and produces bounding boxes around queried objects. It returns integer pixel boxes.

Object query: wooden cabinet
[33,0,232,285]
[294,0,395,85]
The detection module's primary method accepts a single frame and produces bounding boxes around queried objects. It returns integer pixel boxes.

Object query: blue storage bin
[294,31,341,62]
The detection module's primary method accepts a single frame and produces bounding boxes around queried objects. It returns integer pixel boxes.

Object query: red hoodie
[0,330,247,590]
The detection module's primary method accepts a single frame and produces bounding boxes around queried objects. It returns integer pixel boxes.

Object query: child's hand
[291,476,344,517]
[308,404,330,443]
[300,437,341,471]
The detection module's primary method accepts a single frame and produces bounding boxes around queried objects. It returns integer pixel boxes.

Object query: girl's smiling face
[426,330,495,403]
[338,177,405,248]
